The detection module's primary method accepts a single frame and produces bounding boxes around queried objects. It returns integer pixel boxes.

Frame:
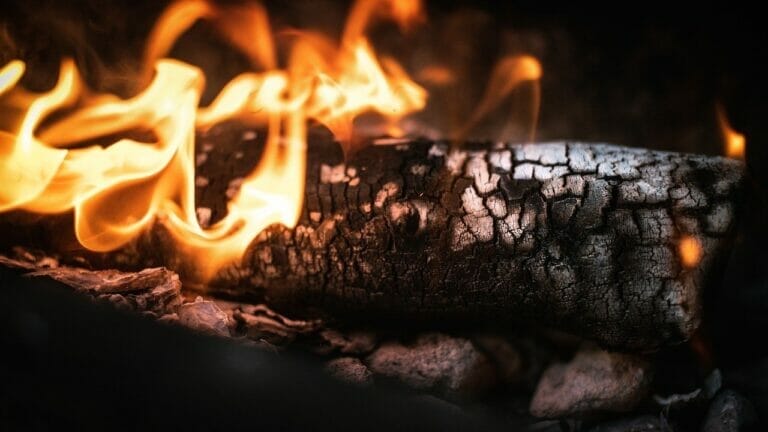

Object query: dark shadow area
[0,267,504,431]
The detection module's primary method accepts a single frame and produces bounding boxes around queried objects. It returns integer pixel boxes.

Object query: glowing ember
[717,105,746,160]
[0,0,541,278]
[416,65,456,86]
[679,236,702,268]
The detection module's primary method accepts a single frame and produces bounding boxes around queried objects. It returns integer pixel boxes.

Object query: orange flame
[344,0,425,44]
[456,55,542,142]
[0,0,541,279]
[716,105,746,160]
[417,65,456,87]
[679,235,702,268]
[0,0,427,278]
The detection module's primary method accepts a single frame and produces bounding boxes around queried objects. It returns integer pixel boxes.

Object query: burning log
[196,138,744,351]
[0,0,748,356]
[0,138,744,351]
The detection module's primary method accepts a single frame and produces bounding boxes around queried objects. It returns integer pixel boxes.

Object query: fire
[679,235,702,268]
[0,60,24,94]
[456,55,542,142]
[417,65,455,86]
[344,0,425,43]
[0,0,541,278]
[716,105,746,160]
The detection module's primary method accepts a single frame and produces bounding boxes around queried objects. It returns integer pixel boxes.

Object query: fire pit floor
[0,247,759,431]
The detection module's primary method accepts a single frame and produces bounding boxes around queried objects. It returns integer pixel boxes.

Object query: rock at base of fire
[177,297,231,337]
[324,357,373,386]
[365,333,496,399]
[530,347,653,418]
[702,390,756,432]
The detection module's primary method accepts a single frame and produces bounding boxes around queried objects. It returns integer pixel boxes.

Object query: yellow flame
[716,105,746,160]
[0,60,24,95]
[0,0,428,278]
[0,0,542,278]
[679,235,702,268]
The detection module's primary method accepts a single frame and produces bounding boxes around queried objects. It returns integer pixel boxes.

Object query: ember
[717,105,747,160]
[679,235,703,269]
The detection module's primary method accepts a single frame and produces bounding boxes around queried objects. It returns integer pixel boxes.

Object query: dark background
[1,0,767,429]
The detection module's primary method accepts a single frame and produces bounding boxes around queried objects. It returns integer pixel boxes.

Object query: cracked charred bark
[196,139,744,351]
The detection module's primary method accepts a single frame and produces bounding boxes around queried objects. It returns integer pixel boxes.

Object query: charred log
[0,252,182,315]
[0,138,746,351]
[205,139,744,351]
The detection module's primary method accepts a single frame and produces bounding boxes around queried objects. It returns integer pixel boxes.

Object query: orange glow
[417,65,455,86]
[0,60,24,95]
[679,236,702,268]
[141,0,275,85]
[0,0,542,279]
[456,55,542,142]
[716,105,746,160]
[386,0,426,32]
[344,0,425,45]
[0,0,430,278]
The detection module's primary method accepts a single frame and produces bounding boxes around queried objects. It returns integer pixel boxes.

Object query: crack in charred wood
[0,138,745,351]
[206,140,744,351]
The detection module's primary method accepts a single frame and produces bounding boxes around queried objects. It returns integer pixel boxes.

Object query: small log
[0,138,745,351]
[0,253,182,315]
[204,139,745,351]
[0,249,322,343]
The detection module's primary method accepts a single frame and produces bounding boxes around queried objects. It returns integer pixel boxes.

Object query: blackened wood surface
[0,137,744,350]
[0,254,182,315]
[212,140,744,351]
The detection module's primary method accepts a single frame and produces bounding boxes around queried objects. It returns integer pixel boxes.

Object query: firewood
[0,253,181,315]
[0,139,746,351]
[204,139,744,351]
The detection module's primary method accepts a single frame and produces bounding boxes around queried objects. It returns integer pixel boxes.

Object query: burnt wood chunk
[0,254,182,315]
[211,140,745,351]
[34,266,182,315]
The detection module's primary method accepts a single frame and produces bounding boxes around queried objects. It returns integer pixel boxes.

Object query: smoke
[0,0,735,155]
[0,0,166,95]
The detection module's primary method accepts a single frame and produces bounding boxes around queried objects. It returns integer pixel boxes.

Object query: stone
[177,297,230,337]
[654,369,722,410]
[530,347,653,418]
[324,357,373,386]
[365,333,496,398]
[702,390,756,432]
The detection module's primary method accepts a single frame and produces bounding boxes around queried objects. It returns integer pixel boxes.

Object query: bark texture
[214,140,744,350]
[0,253,182,315]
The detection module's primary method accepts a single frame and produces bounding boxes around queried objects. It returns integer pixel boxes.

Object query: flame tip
[0,0,541,279]
[716,105,746,160]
